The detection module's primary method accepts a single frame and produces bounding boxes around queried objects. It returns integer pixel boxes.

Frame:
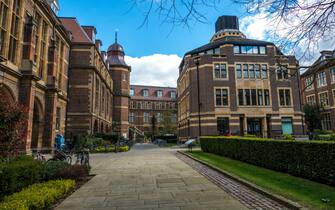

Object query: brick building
[301,50,335,131]
[0,0,70,151]
[129,85,177,136]
[60,18,114,137]
[177,16,305,140]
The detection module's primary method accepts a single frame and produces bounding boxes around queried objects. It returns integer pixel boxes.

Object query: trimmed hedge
[200,136,335,186]
[0,156,43,199]
[0,179,75,210]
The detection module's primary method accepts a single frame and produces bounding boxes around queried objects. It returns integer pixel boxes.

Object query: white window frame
[213,63,228,80]
[317,72,327,87]
[318,91,329,107]
[143,89,149,97]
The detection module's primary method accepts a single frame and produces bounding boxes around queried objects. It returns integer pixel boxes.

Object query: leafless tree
[130,0,335,59]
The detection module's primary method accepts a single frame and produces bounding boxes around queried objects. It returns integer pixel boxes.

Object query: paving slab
[56,144,247,210]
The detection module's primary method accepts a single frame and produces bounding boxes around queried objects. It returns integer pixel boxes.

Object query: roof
[130,85,177,101]
[301,50,335,77]
[186,36,274,55]
[59,17,93,44]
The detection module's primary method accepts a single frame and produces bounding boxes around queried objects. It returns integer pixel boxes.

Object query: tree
[160,110,177,135]
[0,90,27,158]
[303,104,321,132]
[131,0,335,59]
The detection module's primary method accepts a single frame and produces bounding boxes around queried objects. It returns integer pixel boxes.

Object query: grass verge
[187,151,335,210]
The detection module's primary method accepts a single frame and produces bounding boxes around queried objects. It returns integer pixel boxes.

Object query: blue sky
[58,0,244,57]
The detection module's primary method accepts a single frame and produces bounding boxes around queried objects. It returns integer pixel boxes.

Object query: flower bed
[200,136,335,186]
[0,179,75,210]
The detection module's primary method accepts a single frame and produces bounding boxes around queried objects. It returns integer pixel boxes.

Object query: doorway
[247,118,262,137]
[217,117,230,135]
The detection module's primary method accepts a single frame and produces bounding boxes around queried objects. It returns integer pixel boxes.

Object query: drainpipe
[296,67,305,135]
[194,56,202,137]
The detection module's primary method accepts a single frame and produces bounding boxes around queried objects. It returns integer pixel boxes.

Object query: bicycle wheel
[66,155,72,164]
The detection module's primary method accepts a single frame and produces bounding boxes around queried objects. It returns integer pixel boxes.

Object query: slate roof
[130,85,177,101]
[59,17,93,44]
[186,36,274,55]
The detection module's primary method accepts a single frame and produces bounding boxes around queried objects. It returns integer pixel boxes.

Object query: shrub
[43,160,69,180]
[55,165,89,181]
[119,146,129,152]
[200,136,335,186]
[283,134,295,140]
[0,179,75,210]
[0,156,43,199]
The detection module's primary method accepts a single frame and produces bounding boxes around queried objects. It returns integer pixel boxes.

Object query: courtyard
[55,144,248,210]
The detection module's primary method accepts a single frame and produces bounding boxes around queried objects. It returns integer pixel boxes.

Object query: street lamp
[194,56,202,137]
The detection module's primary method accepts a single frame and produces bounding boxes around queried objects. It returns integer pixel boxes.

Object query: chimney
[95,39,102,52]
[82,26,96,42]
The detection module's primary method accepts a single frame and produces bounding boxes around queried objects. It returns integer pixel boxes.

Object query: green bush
[93,145,129,153]
[0,179,75,210]
[283,134,295,140]
[200,136,335,186]
[55,165,90,181]
[43,161,69,181]
[0,156,43,199]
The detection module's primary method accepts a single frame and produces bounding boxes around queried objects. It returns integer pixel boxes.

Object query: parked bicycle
[75,149,90,167]
[48,148,72,164]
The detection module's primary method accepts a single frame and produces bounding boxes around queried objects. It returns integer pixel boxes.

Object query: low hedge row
[0,156,43,199]
[200,136,335,186]
[0,179,75,210]
[93,145,129,153]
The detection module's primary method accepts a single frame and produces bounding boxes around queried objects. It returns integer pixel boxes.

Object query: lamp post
[194,56,202,137]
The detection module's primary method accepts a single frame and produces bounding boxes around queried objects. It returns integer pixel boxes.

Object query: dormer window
[143,89,149,97]
[130,88,134,96]
[170,91,176,99]
[157,90,163,98]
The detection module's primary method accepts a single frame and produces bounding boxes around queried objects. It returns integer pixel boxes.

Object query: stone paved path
[176,153,290,210]
[56,144,248,210]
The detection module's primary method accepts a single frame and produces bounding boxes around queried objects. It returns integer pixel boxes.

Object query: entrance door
[281,117,293,135]
[217,118,230,135]
[247,118,262,137]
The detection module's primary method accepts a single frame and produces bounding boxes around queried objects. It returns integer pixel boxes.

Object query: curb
[178,151,305,210]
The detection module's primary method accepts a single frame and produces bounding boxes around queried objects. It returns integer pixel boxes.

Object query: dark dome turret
[106,33,128,67]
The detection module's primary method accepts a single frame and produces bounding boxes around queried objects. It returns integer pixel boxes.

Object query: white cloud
[240,9,335,64]
[125,54,182,87]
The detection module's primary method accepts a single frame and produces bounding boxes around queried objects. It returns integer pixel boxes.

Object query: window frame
[214,87,229,107]
[278,88,292,107]
[213,62,228,80]
[318,91,329,107]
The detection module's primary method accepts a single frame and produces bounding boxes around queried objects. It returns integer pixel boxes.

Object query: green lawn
[187,151,335,210]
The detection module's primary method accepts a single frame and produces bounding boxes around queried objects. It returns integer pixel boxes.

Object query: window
[317,72,327,87]
[243,64,249,78]
[233,45,266,55]
[319,92,329,107]
[214,63,227,79]
[305,76,314,90]
[331,68,335,83]
[8,0,20,63]
[245,89,251,105]
[261,65,267,79]
[259,46,266,54]
[321,113,332,130]
[95,79,100,109]
[236,64,242,79]
[170,91,176,99]
[129,112,134,123]
[130,88,134,96]
[279,89,291,106]
[144,112,149,123]
[257,90,263,105]
[264,89,270,105]
[56,107,61,131]
[306,95,316,105]
[277,66,289,80]
[215,88,229,106]
[249,64,255,78]
[157,90,163,98]
[143,89,149,97]
[156,113,162,123]
[214,48,220,55]
[251,89,257,105]
[0,0,9,56]
[238,89,244,105]
[233,46,240,54]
